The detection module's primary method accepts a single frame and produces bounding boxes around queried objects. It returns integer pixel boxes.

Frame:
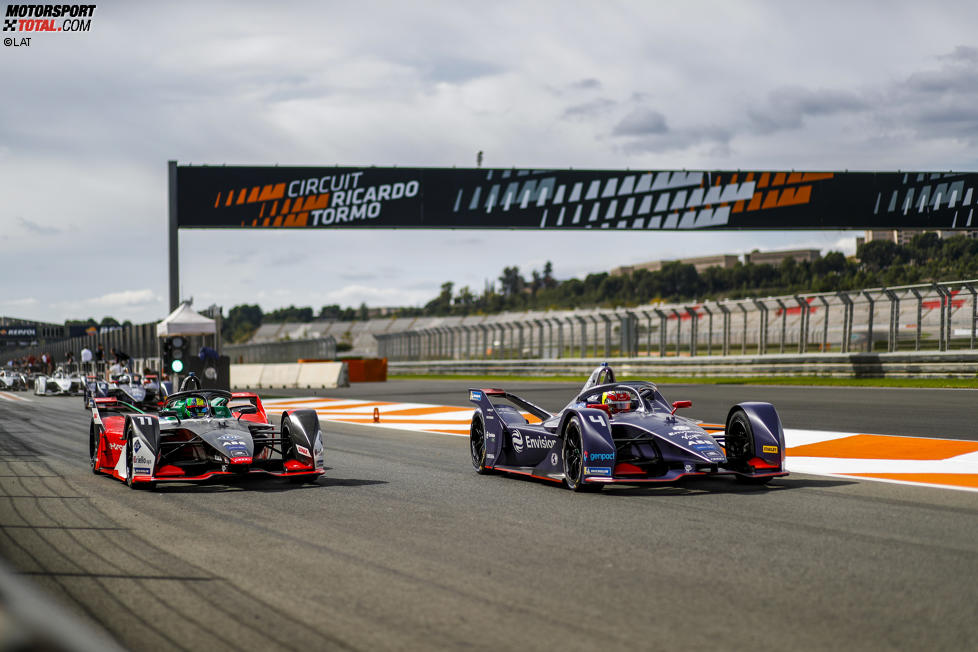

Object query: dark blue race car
[468,364,787,491]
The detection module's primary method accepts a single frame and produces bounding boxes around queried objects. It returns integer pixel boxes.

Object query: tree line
[218,232,977,342]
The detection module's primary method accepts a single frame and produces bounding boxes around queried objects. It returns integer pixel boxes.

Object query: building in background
[862,229,978,246]
[743,248,821,266]
[611,254,740,276]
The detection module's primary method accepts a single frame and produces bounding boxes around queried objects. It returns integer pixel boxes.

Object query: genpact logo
[585,451,614,462]
[511,430,524,453]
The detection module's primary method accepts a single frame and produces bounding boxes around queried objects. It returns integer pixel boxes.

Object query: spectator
[95,344,105,362]
[108,359,123,377]
[80,346,93,374]
[110,348,131,365]
[199,345,219,360]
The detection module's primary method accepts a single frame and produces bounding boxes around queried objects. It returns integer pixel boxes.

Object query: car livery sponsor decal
[511,430,524,453]
[469,390,483,401]
[762,445,779,454]
[584,466,612,476]
[134,466,152,475]
[133,439,141,453]
[296,444,311,457]
[584,451,614,462]
[673,425,692,431]
[551,452,558,465]
[524,434,555,449]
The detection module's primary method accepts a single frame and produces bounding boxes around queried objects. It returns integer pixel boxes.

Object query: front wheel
[562,416,600,492]
[726,409,772,485]
[90,425,102,474]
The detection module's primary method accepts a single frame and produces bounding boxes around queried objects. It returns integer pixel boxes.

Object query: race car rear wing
[468,388,552,421]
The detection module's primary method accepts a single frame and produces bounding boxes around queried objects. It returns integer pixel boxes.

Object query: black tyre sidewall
[470,415,488,473]
[562,417,585,491]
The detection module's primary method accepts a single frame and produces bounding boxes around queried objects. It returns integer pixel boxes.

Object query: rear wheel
[562,416,600,492]
[470,415,491,474]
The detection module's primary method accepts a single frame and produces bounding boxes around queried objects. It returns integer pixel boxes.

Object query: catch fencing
[223,336,337,364]
[376,279,978,361]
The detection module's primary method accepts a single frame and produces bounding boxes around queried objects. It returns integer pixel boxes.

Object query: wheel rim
[563,422,583,486]
[470,418,485,468]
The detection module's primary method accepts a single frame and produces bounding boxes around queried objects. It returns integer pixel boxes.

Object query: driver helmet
[601,390,633,415]
[175,396,208,418]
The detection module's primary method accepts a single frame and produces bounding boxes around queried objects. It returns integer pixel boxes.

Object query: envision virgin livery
[468,364,787,491]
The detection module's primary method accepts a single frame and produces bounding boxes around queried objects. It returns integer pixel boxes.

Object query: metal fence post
[718,302,730,356]
[774,298,787,354]
[654,309,667,358]
[701,304,713,356]
[671,309,682,357]
[933,284,947,351]
[966,283,977,350]
[862,291,876,353]
[794,296,809,354]
[751,299,767,354]
[686,306,698,357]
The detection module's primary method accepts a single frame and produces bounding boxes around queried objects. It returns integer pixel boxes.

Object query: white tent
[156,302,216,337]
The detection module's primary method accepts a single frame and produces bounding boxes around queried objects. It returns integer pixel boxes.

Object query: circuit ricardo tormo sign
[175,166,978,230]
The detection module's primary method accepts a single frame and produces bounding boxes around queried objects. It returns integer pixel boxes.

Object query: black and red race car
[89,387,325,488]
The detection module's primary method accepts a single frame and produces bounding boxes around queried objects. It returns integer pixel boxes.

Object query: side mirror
[670,400,692,415]
[159,409,178,420]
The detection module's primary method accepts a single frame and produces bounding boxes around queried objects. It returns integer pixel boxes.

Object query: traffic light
[170,336,186,373]
[162,336,186,374]
[162,338,173,371]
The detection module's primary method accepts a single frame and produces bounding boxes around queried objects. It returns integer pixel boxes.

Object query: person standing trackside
[80,346,93,374]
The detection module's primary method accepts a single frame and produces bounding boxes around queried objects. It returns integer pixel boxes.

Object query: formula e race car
[34,367,85,395]
[0,369,28,391]
[89,377,325,488]
[83,371,167,410]
[468,364,787,491]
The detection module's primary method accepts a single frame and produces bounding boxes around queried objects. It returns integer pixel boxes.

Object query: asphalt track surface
[0,381,975,651]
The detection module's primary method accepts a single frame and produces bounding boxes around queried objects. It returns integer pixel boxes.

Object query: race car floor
[260,396,978,493]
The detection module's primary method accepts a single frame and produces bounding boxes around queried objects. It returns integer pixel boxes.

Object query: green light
[171,359,184,373]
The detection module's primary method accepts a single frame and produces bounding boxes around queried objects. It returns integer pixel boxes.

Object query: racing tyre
[561,416,600,492]
[469,414,492,474]
[90,425,102,474]
[726,409,771,485]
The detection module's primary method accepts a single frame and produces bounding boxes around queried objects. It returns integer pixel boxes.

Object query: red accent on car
[284,459,313,471]
[93,397,118,404]
[585,403,612,415]
[229,457,253,465]
[670,400,692,415]
[155,465,186,476]
[613,462,646,476]
[748,456,780,470]
[481,388,506,396]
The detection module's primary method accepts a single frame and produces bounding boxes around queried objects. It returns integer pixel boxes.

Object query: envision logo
[511,430,524,453]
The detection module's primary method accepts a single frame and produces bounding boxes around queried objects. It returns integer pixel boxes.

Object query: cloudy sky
[3,0,978,324]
